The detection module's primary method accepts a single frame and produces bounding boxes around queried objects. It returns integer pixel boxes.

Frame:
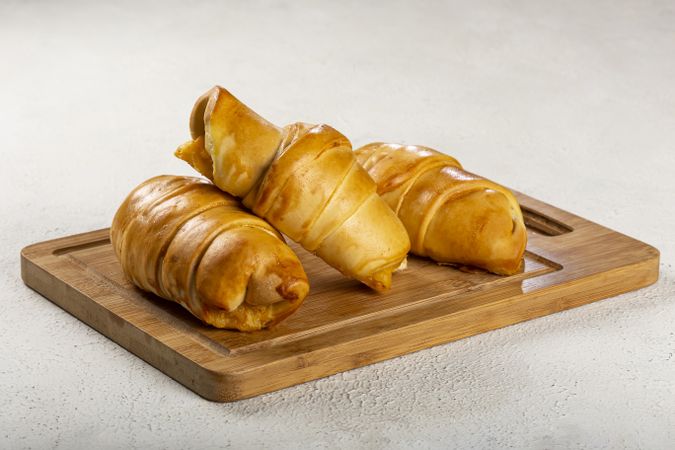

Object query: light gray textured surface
[1,0,674,448]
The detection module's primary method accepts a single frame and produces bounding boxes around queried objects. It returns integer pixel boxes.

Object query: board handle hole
[521,206,573,236]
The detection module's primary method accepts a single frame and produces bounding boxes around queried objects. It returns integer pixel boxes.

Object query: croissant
[175,86,410,292]
[110,175,309,331]
[354,143,527,275]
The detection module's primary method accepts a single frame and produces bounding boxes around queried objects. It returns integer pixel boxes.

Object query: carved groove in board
[523,250,563,271]
[56,233,559,356]
[53,238,111,256]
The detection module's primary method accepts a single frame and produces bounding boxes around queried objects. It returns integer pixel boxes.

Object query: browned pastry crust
[110,175,309,331]
[354,143,527,275]
[175,87,410,292]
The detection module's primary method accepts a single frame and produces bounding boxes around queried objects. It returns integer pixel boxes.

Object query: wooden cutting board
[21,192,659,402]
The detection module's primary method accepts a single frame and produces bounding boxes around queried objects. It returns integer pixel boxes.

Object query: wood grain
[21,192,659,402]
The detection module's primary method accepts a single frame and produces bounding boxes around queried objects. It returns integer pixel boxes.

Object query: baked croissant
[354,143,527,275]
[175,86,410,292]
[110,175,309,331]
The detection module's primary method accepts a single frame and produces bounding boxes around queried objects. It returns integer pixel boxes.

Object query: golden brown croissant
[354,143,527,275]
[175,87,410,292]
[110,175,309,331]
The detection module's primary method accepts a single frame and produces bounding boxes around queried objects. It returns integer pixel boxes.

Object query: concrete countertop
[1,0,673,448]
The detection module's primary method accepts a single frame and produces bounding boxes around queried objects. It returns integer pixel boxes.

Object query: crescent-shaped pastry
[354,143,527,275]
[110,175,309,331]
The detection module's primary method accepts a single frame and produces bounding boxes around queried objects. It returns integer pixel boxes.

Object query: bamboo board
[21,192,659,402]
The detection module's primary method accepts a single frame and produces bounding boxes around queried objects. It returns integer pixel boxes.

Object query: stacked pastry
[110,86,527,331]
[175,87,411,292]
